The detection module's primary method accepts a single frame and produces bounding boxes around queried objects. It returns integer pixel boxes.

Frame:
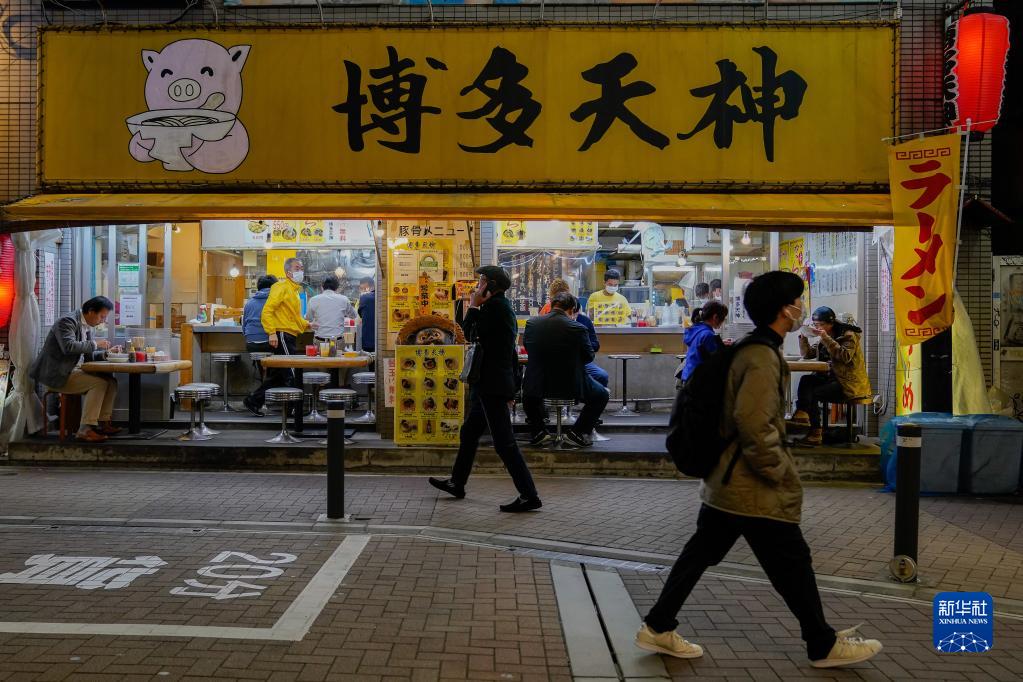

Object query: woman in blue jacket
[678,301,729,383]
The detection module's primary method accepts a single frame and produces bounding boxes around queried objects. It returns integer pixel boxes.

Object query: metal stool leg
[178,403,210,441]
[614,359,636,416]
[196,399,219,437]
[307,385,327,423]
[549,406,565,449]
[266,401,302,444]
[352,385,376,424]
[219,361,236,412]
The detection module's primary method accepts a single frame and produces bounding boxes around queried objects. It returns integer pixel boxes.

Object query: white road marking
[0,535,370,641]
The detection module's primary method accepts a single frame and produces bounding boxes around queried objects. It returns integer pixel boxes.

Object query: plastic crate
[962,415,1023,495]
[880,414,973,493]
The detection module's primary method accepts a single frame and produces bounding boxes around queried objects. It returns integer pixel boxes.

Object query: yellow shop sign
[40,25,894,190]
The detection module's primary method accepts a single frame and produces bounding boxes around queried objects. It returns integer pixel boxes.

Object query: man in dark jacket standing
[242,275,278,416]
[429,266,541,513]
[523,293,609,447]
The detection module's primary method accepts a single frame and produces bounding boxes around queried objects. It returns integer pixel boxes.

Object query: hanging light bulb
[741,231,752,246]
[228,266,240,278]
[335,267,346,278]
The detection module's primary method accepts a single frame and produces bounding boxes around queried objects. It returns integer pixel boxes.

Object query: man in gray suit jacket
[30,296,121,442]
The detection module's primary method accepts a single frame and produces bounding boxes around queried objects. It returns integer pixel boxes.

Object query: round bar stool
[302,372,331,424]
[211,353,241,412]
[189,382,223,437]
[608,354,642,416]
[174,384,214,442]
[264,387,304,444]
[350,372,376,424]
[317,388,359,446]
[249,352,272,387]
[543,398,576,449]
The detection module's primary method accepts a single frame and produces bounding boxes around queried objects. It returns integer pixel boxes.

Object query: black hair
[359,277,374,287]
[475,265,511,293]
[257,275,277,291]
[82,296,114,315]
[694,301,728,325]
[695,282,710,298]
[743,271,805,328]
[604,269,622,282]
[550,291,578,312]
[710,278,722,291]
[812,306,862,335]
[322,275,340,291]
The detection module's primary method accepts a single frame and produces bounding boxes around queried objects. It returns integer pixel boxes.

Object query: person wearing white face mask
[246,257,310,415]
[585,268,632,326]
[637,271,882,669]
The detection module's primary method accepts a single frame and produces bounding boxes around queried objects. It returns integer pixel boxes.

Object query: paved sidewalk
[1,469,1021,601]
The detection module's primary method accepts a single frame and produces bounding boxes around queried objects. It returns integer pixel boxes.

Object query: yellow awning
[1,192,892,231]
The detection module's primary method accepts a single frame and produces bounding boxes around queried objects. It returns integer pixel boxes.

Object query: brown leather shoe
[98,422,122,436]
[75,428,108,443]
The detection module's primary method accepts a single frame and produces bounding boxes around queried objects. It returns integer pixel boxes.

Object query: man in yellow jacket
[243,257,310,415]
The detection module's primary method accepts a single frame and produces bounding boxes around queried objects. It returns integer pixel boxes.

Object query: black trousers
[246,333,297,409]
[645,504,836,661]
[523,376,610,437]
[796,374,847,428]
[451,388,538,499]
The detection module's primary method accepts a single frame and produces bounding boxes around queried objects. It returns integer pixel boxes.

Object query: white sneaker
[810,626,883,668]
[634,624,704,659]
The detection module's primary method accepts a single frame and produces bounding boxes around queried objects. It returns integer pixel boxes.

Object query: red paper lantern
[0,235,15,328]
[944,9,1011,134]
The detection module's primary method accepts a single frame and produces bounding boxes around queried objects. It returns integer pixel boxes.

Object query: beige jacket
[700,335,803,524]
[800,329,872,399]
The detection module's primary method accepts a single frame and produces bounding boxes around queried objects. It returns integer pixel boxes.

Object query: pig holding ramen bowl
[127,39,250,173]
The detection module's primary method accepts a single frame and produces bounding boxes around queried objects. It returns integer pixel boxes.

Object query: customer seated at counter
[357,277,376,352]
[538,279,609,387]
[678,301,728,383]
[30,296,122,443]
[586,269,631,326]
[306,274,355,340]
[523,292,610,448]
[242,275,277,346]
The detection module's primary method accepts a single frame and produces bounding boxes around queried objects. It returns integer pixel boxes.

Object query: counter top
[593,326,683,334]
[190,326,244,333]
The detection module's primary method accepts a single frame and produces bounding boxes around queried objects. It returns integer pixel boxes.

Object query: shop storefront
[1,20,899,439]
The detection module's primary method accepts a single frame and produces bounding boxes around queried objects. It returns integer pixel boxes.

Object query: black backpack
[665,334,778,481]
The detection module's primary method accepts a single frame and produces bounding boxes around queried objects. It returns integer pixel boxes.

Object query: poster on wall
[43,252,55,327]
[388,238,455,334]
[383,358,395,409]
[117,263,140,287]
[779,237,810,311]
[394,346,464,446]
[203,220,376,248]
[387,220,476,281]
[496,221,599,250]
[119,294,143,326]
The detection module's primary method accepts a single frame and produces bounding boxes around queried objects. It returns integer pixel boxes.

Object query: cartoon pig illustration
[127,39,250,174]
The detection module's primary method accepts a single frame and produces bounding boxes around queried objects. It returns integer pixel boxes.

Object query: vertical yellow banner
[896,342,922,416]
[888,133,961,346]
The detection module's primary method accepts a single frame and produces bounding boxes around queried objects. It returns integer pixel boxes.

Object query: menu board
[388,238,456,333]
[387,220,476,281]
[590,301,630,326]
[201,220,375,248]
[496,220,598,249]
[394,345,464,446]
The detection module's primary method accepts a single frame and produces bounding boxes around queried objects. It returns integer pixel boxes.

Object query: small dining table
[260,355,372,434]
[785,360,830,374]
[80,360,192,438]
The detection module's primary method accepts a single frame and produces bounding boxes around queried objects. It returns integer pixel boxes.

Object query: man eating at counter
[306,274,355,341]
[586,268,632,326]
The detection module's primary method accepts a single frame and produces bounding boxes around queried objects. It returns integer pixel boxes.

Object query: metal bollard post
[891,422,921,583]
[325,399,346,520]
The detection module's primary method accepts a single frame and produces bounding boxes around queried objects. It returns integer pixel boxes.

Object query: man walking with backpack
[635,271,883,669]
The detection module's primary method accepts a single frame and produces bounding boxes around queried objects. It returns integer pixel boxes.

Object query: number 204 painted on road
[170,551,297,601]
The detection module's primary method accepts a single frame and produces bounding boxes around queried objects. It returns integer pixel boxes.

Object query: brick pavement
[2,469,1022,601]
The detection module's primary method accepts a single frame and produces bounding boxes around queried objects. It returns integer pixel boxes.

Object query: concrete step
[8,431,881,483]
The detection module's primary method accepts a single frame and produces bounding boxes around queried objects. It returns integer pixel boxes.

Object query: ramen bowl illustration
[126,108,237,171]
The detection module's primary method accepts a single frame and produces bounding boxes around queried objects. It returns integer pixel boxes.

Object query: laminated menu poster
[394,345,464,446]
[590,301,630,326]
[388,238,455,334]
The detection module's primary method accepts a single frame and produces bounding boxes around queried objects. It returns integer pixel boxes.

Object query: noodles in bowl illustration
[126,108,238,171]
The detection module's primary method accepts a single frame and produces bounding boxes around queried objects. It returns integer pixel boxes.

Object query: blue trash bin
[961,415,1023,495]
[880,413,973,493]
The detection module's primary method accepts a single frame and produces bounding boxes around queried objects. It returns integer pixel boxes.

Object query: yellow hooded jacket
[260,278,309,338]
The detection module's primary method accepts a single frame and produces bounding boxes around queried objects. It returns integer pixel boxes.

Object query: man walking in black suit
[428,266,542,513]
[523,292,610,448]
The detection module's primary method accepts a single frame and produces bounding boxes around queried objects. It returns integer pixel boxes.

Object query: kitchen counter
[594,326,683,334]
[190,326,244,333]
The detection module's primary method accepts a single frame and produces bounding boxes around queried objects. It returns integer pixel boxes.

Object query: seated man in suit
[30,296,121,443]
[523,292,610,448]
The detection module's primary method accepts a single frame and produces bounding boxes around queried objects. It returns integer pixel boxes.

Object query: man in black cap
[429,265,542,513]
